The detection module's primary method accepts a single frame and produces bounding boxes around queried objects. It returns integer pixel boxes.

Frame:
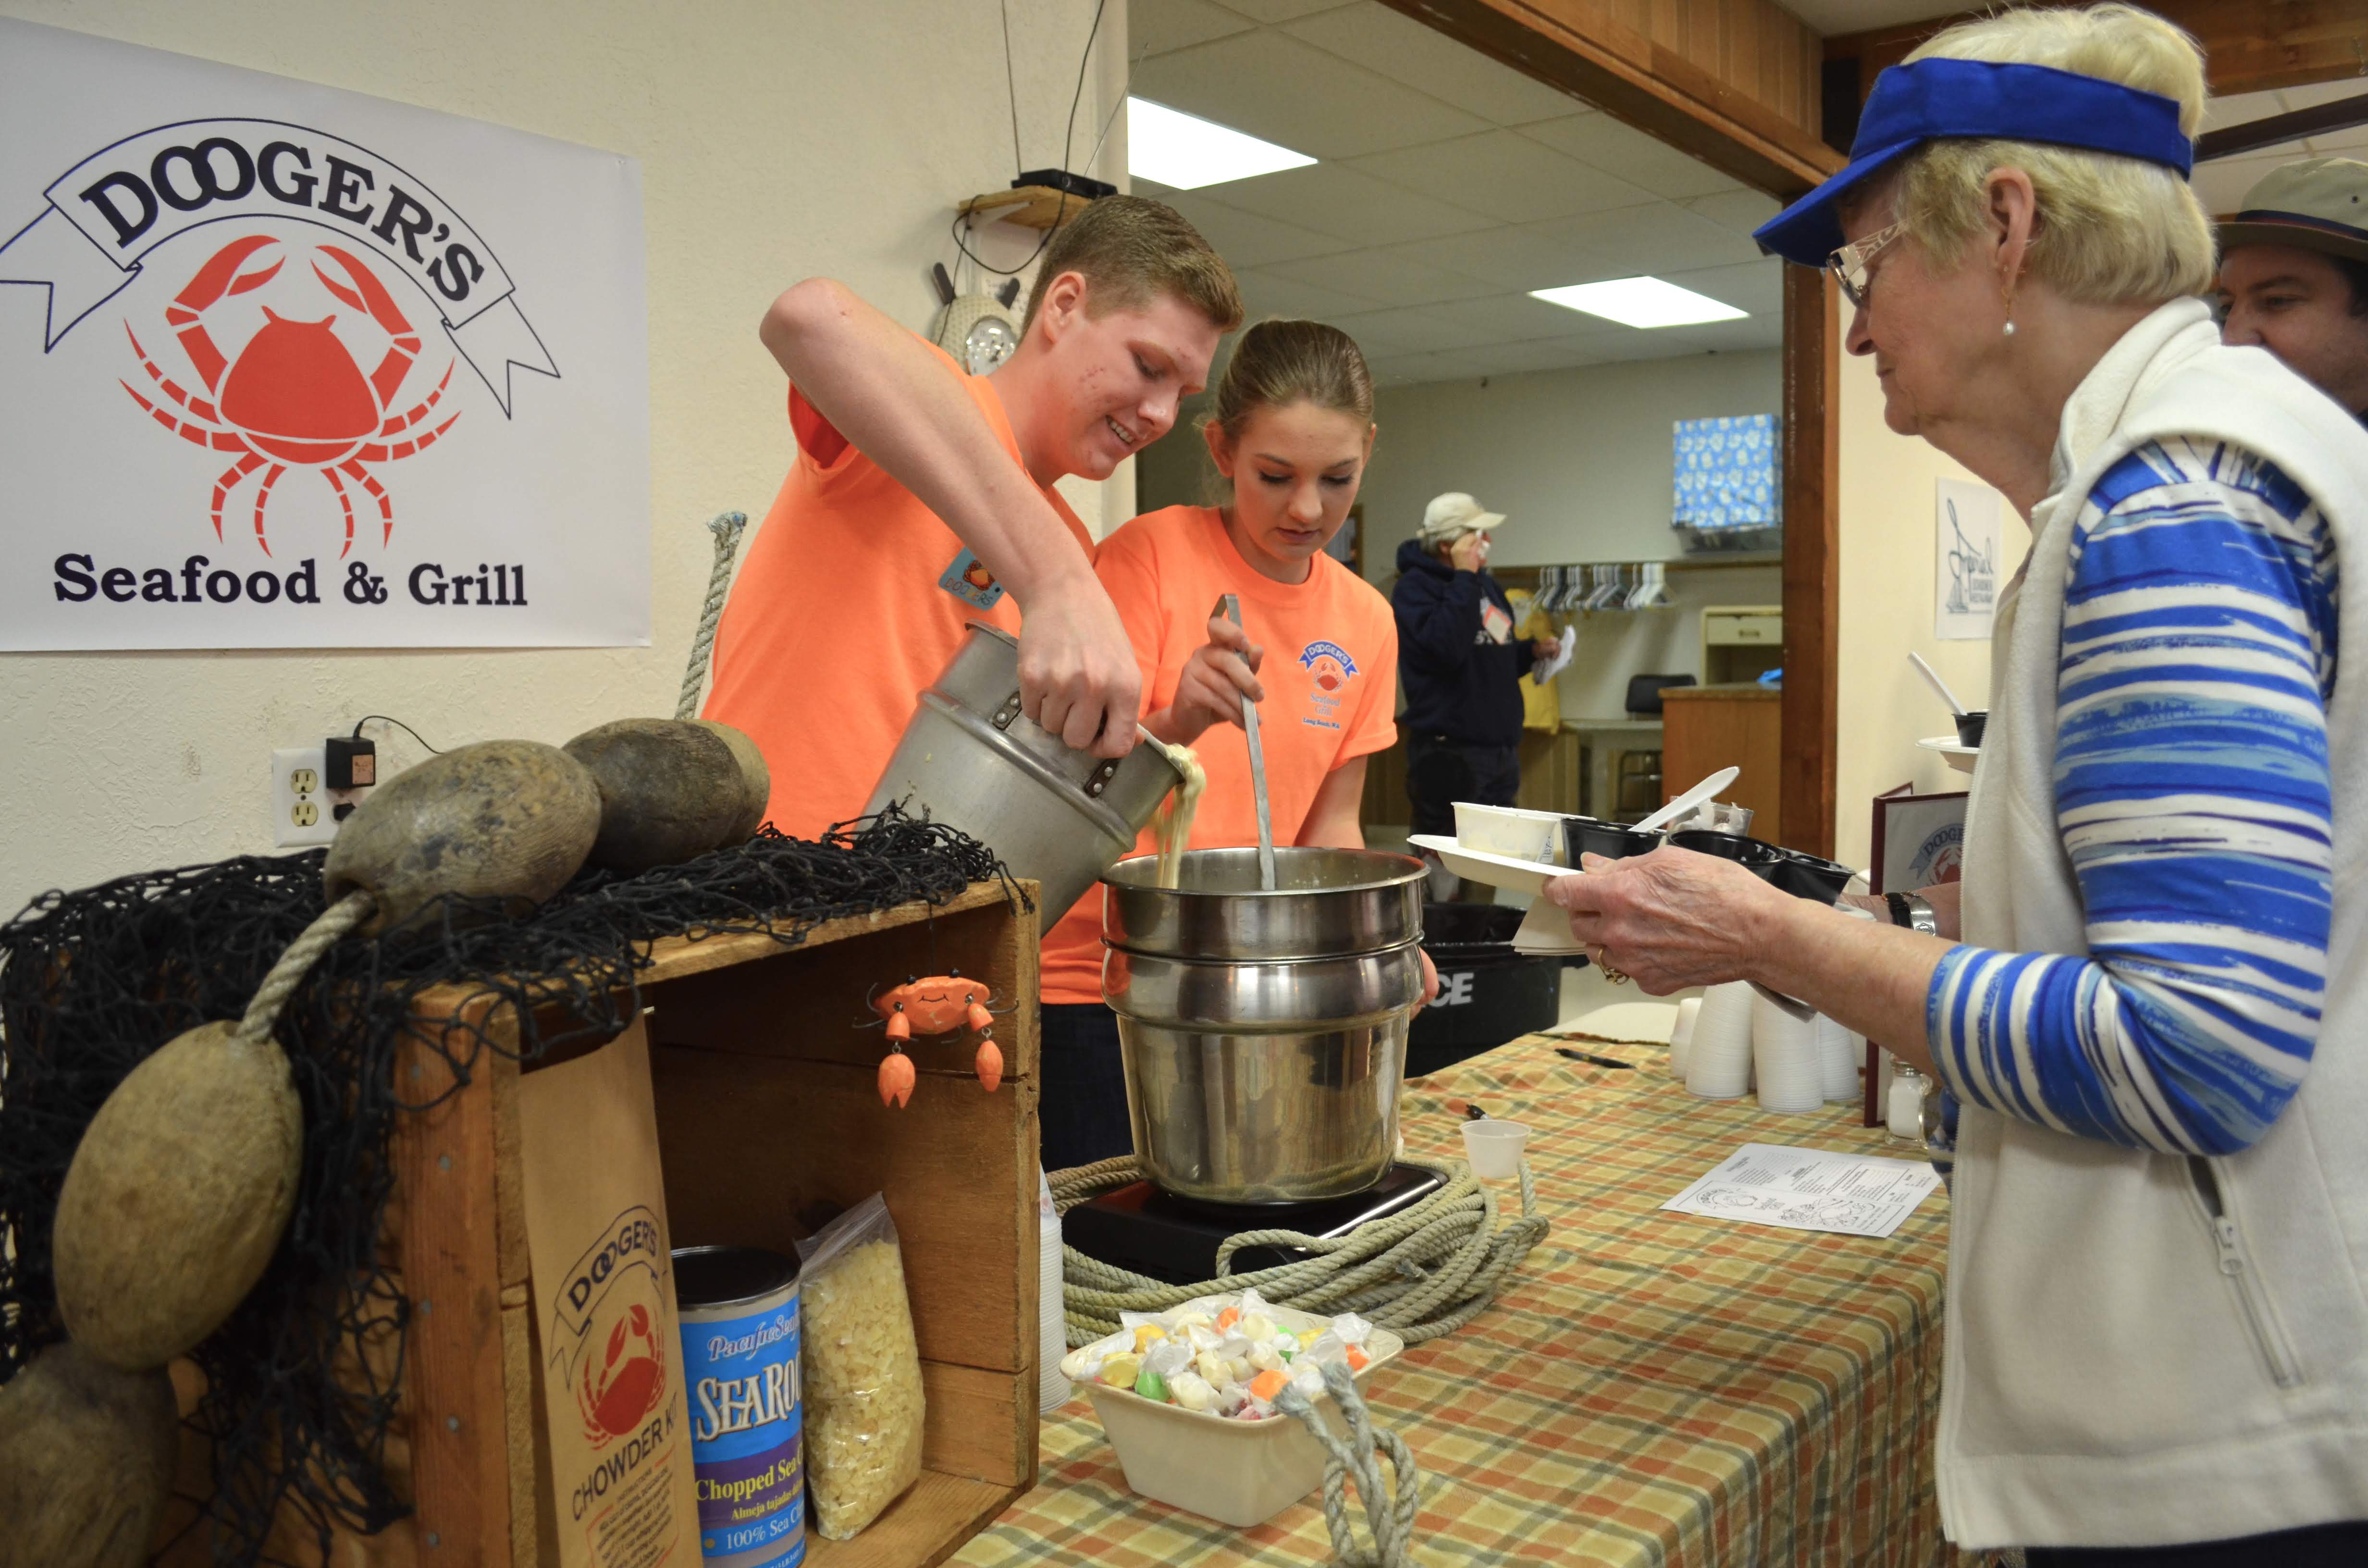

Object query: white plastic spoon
[1630,766,1740,837]
[1909,650,1969,717]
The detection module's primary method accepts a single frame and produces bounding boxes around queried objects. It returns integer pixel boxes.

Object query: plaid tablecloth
[953,1032,1960,1568]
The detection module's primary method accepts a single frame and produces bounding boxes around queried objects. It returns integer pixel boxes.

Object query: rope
[1052,1154,1546,1348]
[234,889,376,1047]
[1275,1359,1426,1568]
[676,510,749,720]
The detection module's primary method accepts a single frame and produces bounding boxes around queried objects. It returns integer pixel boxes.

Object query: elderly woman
[1550,6,2368,1563]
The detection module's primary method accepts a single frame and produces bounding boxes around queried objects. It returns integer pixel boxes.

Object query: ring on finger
[1594,946,1630,985]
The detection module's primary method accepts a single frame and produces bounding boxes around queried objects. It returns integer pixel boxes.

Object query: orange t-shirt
[702,340,1093,841]
[1038,505,1401,1005]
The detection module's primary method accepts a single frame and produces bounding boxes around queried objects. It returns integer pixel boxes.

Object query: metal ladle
[1216,594,1276,889]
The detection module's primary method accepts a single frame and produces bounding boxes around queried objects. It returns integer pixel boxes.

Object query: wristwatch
[1885,892,1939,936]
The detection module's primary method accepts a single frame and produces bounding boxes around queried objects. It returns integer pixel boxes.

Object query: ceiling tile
[1416,290,1605,345]
[1686,188,1783,236]
[1369,348,1500,386]
[1656,258,1784,317]
[2201,88,2287,134]
[2195,152,2297,216]
[1206,161,1495,246]
[1328,305,1476,355]
[1518,114,1741,199]
[1527,201,1765,279]
[1233,267,1376,320]
[1133,30,1490,159]
[1133,0,1257,57]
[2276,80,2368,112]
[1387,227,1596,291]
[2306,126,2368,154]
[1212,0,1357,21]
[1281,2,1589,125]
[1157,191,1352,268]
[1348,130,1657,223]
[1259,246,1496,306]
[1457,337,1633,377]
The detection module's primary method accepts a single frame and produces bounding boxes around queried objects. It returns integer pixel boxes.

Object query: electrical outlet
[273,745,371,848]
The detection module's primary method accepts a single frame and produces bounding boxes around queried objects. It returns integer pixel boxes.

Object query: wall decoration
[0,18,649,650]
[1934,477,2002,641]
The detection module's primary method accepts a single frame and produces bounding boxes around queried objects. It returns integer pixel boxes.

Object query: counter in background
[1663,683,1783,844]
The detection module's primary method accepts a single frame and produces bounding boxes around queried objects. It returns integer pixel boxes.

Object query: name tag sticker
[939,548,1006,609]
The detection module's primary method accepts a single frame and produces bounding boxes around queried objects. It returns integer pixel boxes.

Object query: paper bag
[519,1014,702,1568]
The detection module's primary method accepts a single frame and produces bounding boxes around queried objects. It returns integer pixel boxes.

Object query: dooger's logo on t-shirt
[1296,640,1358,692]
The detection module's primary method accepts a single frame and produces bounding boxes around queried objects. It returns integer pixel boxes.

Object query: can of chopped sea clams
[674,1246,804,1568]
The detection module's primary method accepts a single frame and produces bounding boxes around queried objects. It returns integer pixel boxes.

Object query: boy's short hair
[1022,195,1244,332]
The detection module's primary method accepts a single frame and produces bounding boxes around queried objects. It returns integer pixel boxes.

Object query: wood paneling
[1382,0,1843,196]
[1779,264,1839,860]
[1825,1,2368,104]
[1662,685,1784,842]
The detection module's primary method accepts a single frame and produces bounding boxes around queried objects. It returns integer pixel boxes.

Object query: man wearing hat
[2220,156,2368,419]
[1392,492,1557,888]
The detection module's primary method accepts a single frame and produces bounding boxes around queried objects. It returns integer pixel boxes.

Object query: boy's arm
[1296,758,1369,849]
[760,278,1140,756]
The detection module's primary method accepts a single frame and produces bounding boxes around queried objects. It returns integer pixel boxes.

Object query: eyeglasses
[1827,220,1907,308]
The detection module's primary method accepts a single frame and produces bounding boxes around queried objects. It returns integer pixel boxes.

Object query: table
[954,1034,1962,1568]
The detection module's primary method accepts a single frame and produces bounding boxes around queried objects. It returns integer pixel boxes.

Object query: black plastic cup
[1955,710,1988,747]
[1666,829,1784,877]
[1766,849,1856,903]
[1562,816,1662,865]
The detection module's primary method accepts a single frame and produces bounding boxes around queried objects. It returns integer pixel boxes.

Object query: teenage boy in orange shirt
[1035,320,1436,1171]
[703,197,1242,839]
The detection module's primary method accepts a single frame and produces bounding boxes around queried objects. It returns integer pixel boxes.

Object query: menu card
[1661,1141,1940,1238]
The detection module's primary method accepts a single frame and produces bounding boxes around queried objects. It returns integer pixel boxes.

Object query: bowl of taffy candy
[1057,1288,1405,1526]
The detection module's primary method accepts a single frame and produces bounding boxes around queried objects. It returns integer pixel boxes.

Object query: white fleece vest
[1941,297,2368,1548]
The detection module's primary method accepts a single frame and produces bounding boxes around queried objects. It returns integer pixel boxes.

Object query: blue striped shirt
[1926,438,2339,1156]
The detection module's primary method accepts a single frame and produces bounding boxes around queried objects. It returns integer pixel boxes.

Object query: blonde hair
[1022,195,1244,332]
[1207,318,1375,442]
[1888,3,2213,305]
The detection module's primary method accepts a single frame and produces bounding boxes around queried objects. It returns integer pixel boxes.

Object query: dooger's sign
[0,18,650,651]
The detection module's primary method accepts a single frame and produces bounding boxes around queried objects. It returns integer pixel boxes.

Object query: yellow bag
[1507,589,1562,732]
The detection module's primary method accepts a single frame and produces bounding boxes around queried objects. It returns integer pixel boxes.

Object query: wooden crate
[162,881,1039,1567]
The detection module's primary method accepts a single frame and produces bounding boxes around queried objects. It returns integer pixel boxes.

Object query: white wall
[0,0,1129,914]
[1831,311,2026,871]
[1366,355,1783,718]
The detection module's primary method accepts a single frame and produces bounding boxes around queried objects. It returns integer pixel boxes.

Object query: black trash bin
[1406,903,1578,1080]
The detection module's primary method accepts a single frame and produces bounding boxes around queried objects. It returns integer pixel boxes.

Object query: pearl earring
[2003,319,2017,337]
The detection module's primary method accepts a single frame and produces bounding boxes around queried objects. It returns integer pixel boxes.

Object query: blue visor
[1753,57,2194,268]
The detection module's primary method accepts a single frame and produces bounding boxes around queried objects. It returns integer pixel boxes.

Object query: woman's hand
[1412,947,1440,1017]
[1544,847,1799,994]
[1449,531,1489,573]
[1163,613,1264,744]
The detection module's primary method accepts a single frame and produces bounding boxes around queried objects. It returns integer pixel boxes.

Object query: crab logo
[578,1298,669,1448]
[1296,639,1359,693]
[117,233,459,557]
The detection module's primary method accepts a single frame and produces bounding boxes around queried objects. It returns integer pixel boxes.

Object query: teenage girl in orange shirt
[1038,319,1438,1172]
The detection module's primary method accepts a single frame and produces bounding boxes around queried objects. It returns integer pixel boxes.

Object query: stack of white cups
[1686,982,1755,1099]
[1814,1012,1864,1103]
[1667,996,1703,1079]
[1751,992,1826,1114]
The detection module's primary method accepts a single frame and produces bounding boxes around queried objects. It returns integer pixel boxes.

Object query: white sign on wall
[1934,477,2003,641]
[0,18,650,650]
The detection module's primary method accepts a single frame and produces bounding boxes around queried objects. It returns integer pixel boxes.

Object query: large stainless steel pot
[1101,847,1427,1205]
[864,623,1182,932]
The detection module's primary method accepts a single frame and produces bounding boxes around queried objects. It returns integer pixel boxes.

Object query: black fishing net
[0,806,1019,1565]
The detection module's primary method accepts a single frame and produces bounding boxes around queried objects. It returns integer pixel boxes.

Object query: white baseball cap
[1420,492,1506,544]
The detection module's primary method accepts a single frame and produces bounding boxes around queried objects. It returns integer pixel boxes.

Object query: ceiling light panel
[1528,276,1747,328]
[1127,98,1317,189]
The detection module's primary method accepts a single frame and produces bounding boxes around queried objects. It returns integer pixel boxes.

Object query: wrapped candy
[1077,1293,1384,1422]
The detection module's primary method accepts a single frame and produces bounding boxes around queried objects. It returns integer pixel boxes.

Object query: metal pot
[1101,846,1427,1205]
[1102,846,1424,961]
[864,623,1182,931]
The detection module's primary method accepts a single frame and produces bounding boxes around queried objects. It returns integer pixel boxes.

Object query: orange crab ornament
[868,971,1003,1108]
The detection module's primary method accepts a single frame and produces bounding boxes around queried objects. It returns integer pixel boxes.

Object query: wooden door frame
[1382,0,1847,855]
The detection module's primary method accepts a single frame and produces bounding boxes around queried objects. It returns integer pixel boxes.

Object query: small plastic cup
[1460,1118,1531,1178]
